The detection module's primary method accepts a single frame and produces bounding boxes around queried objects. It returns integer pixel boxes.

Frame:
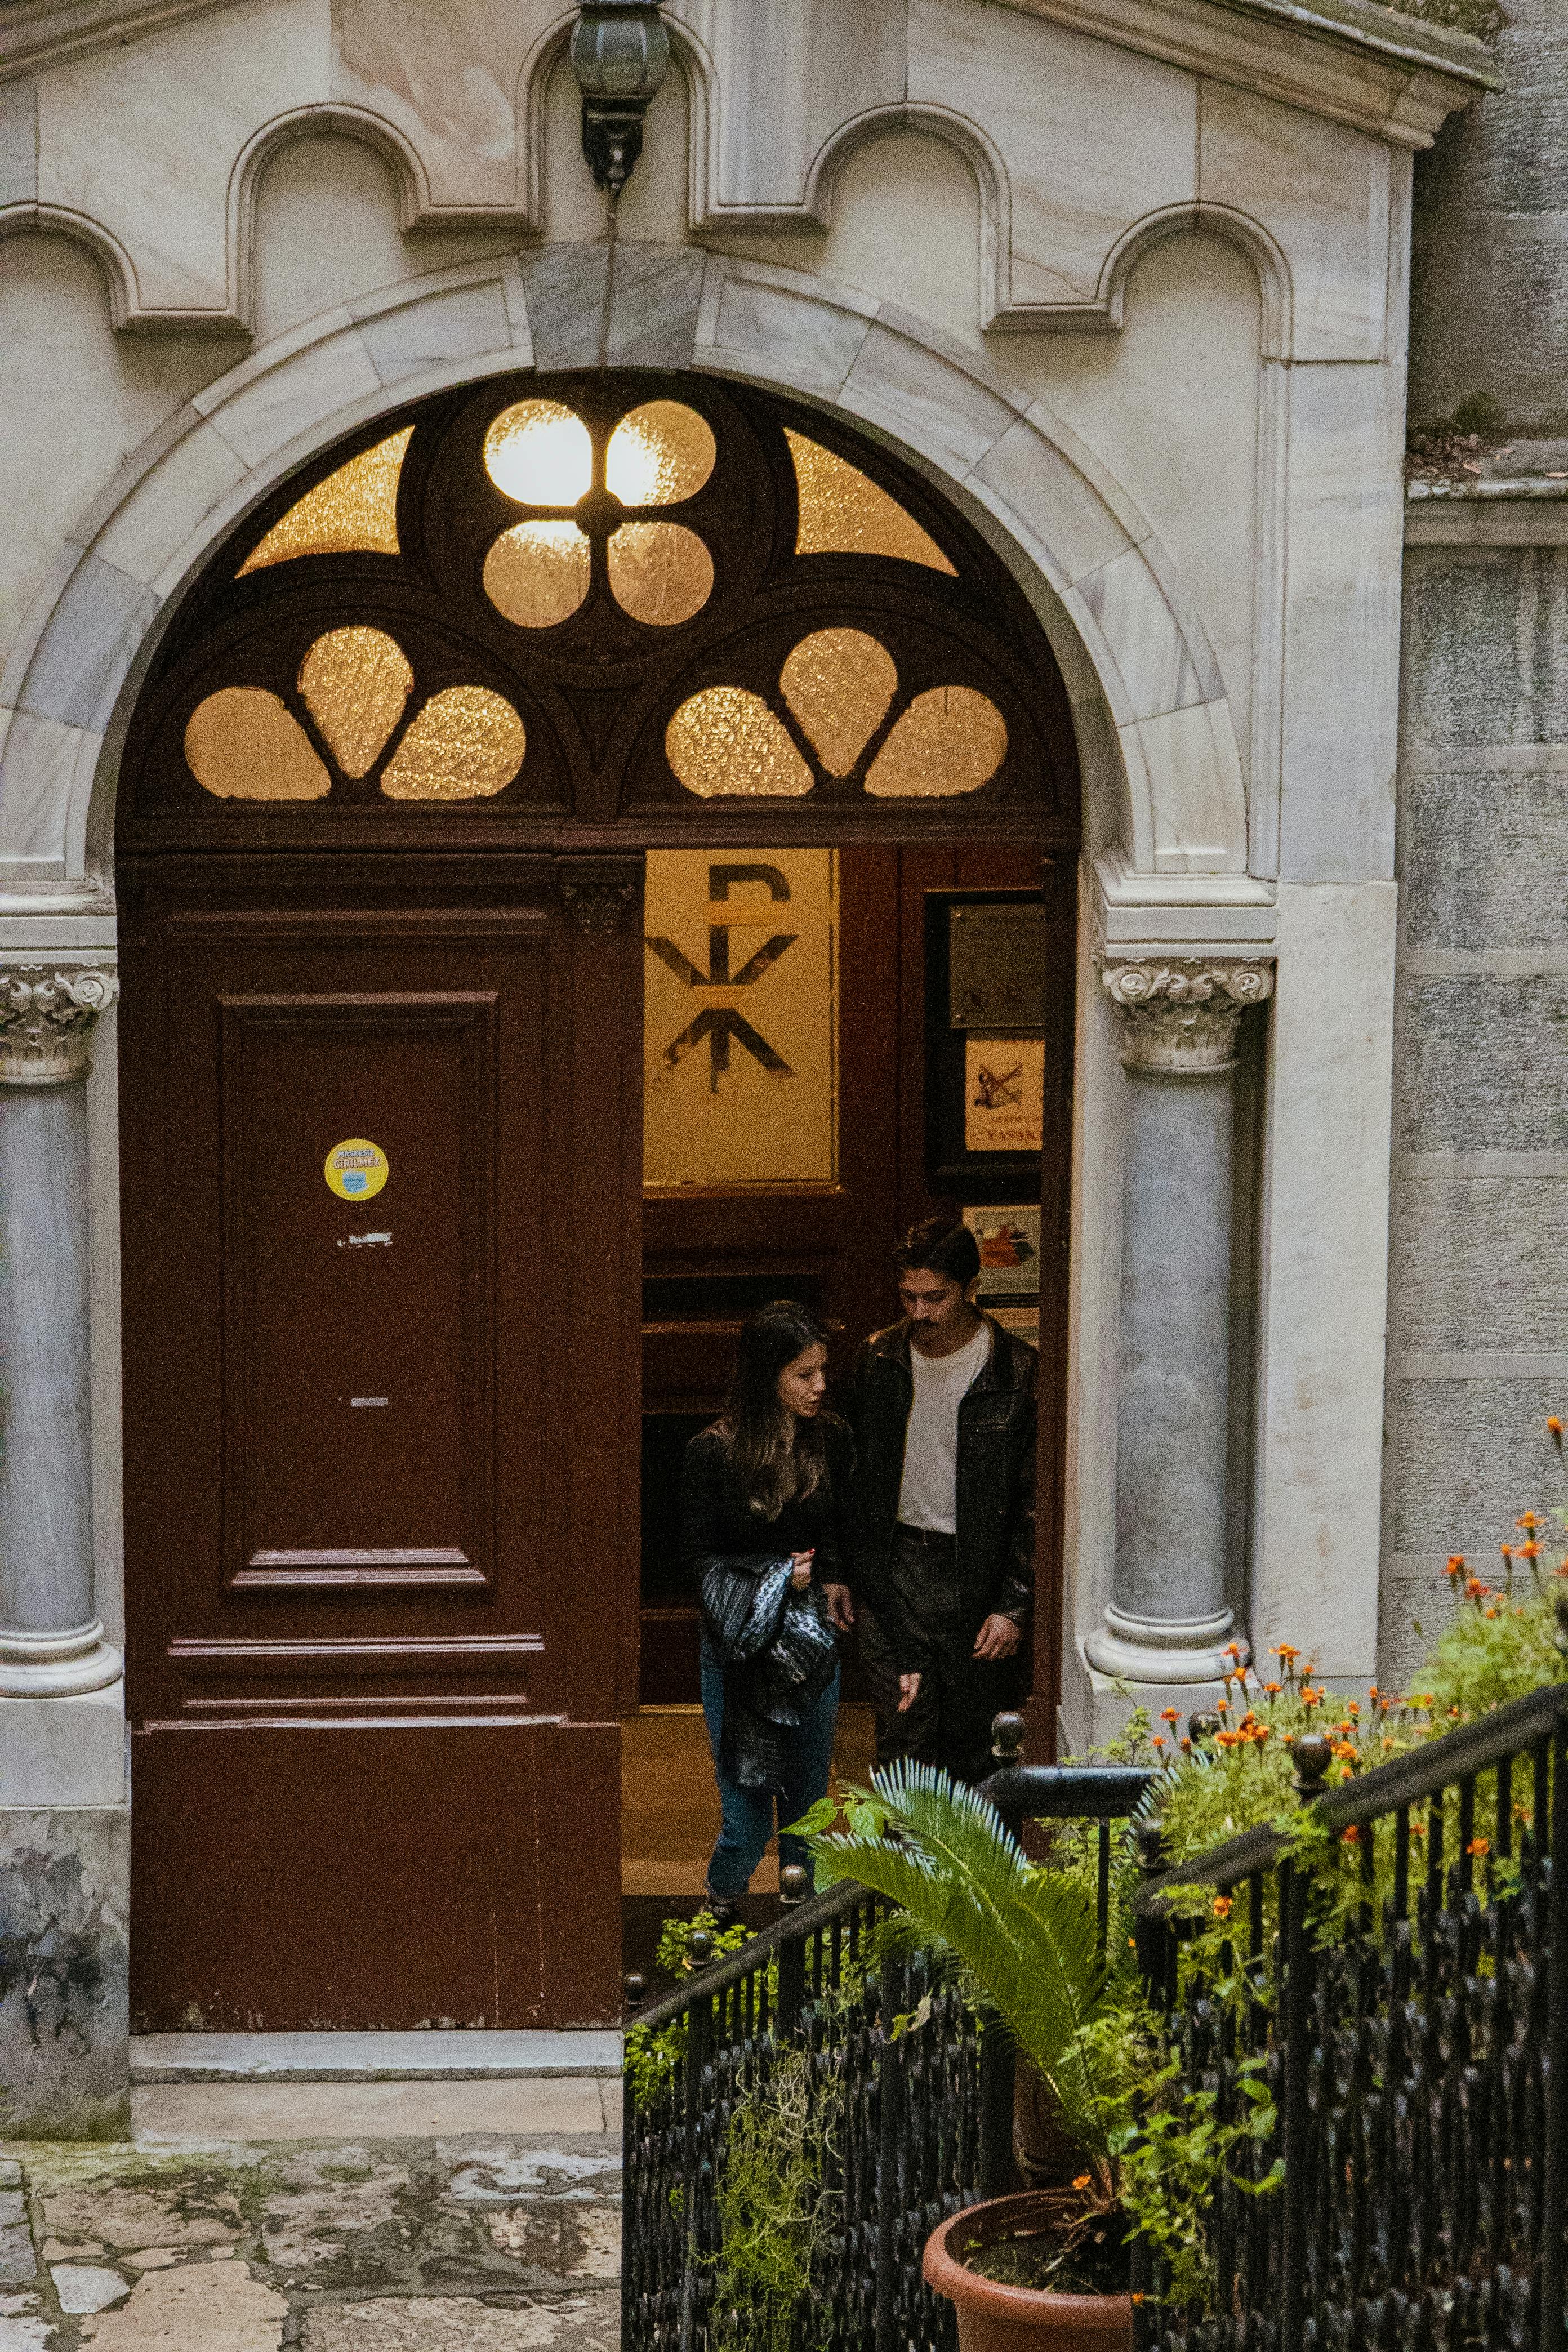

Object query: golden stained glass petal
[666,688,815,799]
[785,429,957,574]
[608,523,714,627]
[606,402,717,506]
[484,522,592,629]
[865,686,1008,798]
[238,429,412,576]
[184,689,332,800]
[779,629,898,777]
[297,627,413,778]
[483,399,593,505]
[380,688,525,801]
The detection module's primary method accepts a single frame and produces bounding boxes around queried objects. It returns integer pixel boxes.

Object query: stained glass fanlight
[149,370,1057,827]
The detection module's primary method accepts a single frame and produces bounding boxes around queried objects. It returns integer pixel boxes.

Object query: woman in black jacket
[684,1300,854,1923]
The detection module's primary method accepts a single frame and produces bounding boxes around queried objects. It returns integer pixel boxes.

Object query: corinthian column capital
[1099,955,1274,1075]
[0,965,119,1086]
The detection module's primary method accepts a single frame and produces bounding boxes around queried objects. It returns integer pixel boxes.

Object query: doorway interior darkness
[114,368,1081,2030]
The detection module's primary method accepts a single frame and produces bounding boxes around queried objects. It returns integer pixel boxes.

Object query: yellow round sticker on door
[324,1138,389,1201]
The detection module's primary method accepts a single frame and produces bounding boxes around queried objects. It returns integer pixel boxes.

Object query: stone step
[130,2031,623,2083]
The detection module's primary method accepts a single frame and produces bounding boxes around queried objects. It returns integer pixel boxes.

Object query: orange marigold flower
[1073,2173,1093,2191]
[1446,1556,1465,1578]
[1341,1825,1361,1843]
[1152,1735,1166,1752]
[1411,1820,1428,1838]
[1485,1607,1499,1619]
[1213,1896,1233,1920]
[1160,1707,1181,1722]
[1275,1643,1299,1661]
[1517,1513,1538,1530]
[1347,1701,1361,1717]
[1519,1541,1542,1558]
[1264,1681,1282,1698]
[1467,1837,1490,1859]
[1179,1737,1192,1753]
[1549,1415,1563,1442]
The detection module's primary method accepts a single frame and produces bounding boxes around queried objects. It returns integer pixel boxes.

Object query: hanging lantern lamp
[570,0,671,199]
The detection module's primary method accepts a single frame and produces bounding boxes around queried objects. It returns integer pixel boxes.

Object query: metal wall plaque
[947,899,1045,1028]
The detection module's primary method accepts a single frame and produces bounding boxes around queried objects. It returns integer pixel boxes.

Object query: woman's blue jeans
[700,1654,839,1901]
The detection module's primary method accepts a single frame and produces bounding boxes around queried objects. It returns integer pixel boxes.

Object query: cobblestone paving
[0,2130,622,2349]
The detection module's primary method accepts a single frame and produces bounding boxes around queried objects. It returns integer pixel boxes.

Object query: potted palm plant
[799,1764,1135,2351]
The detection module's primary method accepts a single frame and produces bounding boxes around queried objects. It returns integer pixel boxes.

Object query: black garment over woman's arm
[681,1429,794,1668]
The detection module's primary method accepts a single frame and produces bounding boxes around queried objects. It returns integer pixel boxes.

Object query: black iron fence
[1132,1678,1568,2352]
[621,1753,1151,2352]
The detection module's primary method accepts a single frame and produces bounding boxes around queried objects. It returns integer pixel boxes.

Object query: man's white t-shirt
[895,1319,992,1535]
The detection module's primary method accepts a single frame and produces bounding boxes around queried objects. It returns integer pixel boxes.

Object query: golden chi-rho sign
[643,849,838,1190]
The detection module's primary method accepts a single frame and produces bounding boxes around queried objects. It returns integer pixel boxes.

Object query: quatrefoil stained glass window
[120,372,1075,831]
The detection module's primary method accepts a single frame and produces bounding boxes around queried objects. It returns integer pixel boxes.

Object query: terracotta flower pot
[923,2190,1134,2352]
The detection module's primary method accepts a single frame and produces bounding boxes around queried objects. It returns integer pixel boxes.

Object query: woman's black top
[682,1415,853,1790]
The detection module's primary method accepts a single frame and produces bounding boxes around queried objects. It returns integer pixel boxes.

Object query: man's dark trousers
[856,1524,1025,1784]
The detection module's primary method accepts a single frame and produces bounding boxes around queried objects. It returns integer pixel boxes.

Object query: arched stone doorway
[113,357,1083,2028]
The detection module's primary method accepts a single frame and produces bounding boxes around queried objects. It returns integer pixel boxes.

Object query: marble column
[0,967,120,1702]
[1085,957,1274,1689]
[0,964,128,2138]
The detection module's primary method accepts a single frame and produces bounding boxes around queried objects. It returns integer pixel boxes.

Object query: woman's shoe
[702,1887,743,1931]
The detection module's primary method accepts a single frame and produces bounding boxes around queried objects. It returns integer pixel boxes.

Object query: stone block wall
[1381,536,1568,1686]
[1409,0,1568,432]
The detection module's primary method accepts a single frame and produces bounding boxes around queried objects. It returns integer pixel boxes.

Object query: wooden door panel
[220,993,498,1592]
[130,1720,621,2030]
[122,887,630,2028]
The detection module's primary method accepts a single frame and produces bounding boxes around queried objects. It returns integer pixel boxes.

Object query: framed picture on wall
[962,1205,1041,1299]
[987,1303,1041,1351]
[925,890,1046,1199]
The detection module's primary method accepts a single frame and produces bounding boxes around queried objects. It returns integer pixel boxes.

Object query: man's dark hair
[893,1216,981,1288]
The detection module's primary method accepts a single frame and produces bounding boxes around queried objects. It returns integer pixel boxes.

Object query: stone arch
[226,107,440,335]
[0,205,142,333]
[0,246,1249,896]
[1098,202,1293,362]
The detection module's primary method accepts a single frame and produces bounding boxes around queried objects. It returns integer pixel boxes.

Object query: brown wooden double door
[121,863,639,2030]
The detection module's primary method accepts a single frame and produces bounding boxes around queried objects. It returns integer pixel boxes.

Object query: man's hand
[822,1582,856,1632]
[897,1671,922,1713]
[789,1549,815,1591]
[973,1613,1023,1661]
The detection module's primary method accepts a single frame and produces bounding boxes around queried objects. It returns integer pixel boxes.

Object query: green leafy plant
[624,1909,754,2104]
[798,1762,1126,2179]
[710,2046,843,2352]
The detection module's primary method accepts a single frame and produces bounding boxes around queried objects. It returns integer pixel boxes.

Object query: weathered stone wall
[1381,534,1568,1684]
[1409,0,1568,431]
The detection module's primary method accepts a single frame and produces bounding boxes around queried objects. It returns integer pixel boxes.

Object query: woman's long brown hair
[724,1299,835,1521]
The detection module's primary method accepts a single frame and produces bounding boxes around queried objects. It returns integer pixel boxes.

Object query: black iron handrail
[1131,1677,1568,2352]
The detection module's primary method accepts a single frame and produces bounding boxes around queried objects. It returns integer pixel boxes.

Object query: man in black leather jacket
[844,1218,1036,1782]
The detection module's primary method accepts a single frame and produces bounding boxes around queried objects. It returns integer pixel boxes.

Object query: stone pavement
[0,2077,623,2349]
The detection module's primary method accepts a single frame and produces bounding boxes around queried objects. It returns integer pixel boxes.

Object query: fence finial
[990,1710,1026,1764]
[686,1927,714,1971]
[624,1971,648,2010]
[779,1863,810,1906]
[1187,1710,1221,1747]
[1291,1731,1333,1797]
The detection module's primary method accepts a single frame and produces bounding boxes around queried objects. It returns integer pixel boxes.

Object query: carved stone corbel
[0,966,120,1086]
